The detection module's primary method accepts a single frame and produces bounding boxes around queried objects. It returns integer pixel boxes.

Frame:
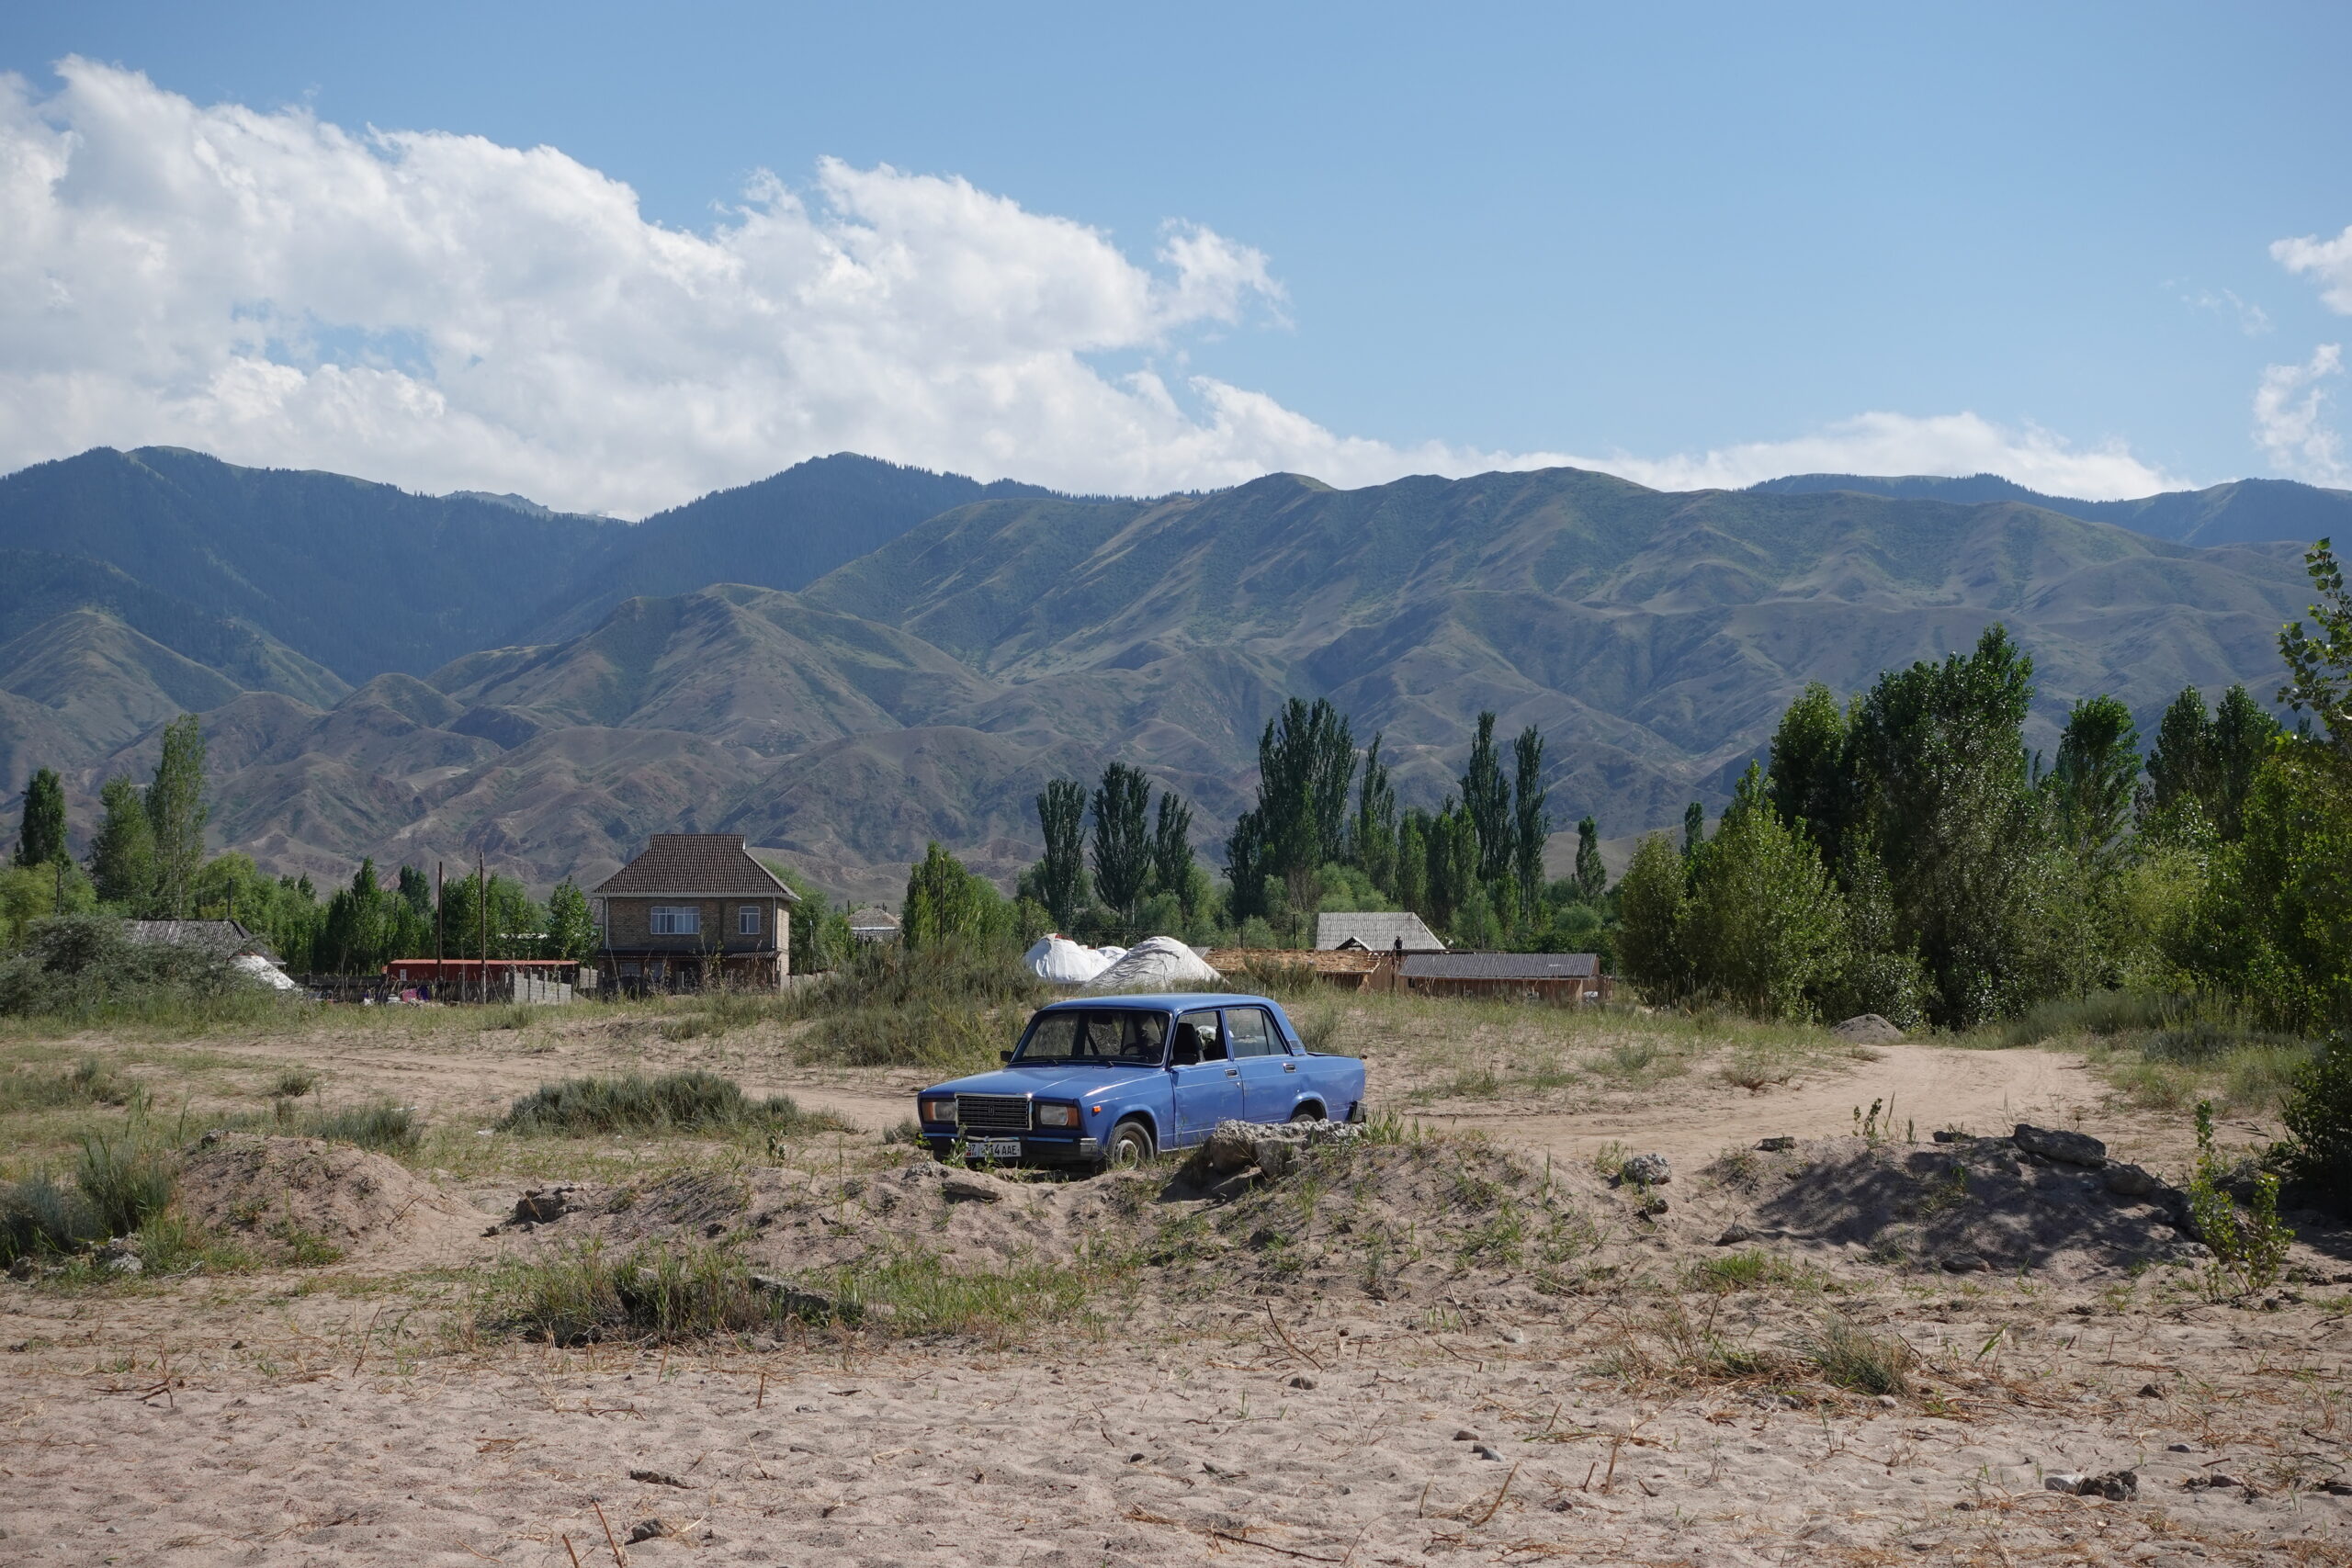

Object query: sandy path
[1420,1043,2110,1170]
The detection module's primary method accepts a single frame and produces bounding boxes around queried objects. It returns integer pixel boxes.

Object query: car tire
[1290,1102,1325,1123]
[1104,1119,1156,1170]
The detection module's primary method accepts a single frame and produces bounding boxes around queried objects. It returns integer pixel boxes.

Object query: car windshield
[1014,1008,1169,1066]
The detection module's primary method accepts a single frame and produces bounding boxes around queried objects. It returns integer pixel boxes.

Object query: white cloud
[0,59,2185,513]
[2181,287,2271,336]
[2252,344,2346,484]
[1553,412,2179,500]
[2273,225,2352,315]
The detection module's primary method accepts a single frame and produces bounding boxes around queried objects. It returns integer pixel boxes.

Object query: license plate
[967,1138,1023,1160]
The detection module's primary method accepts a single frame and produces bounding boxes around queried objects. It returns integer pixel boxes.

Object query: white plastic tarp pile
[1080,935,1223,992]
[1024,935,1113,984]
[233,953,300,992]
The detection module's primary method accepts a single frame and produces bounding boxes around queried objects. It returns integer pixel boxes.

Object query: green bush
[0,914,292,1027]
[74,1123,179,1237]
[2186,1100,2292,1297]
[302,1101,423,1156]
[0,1171,106,1262]
[477,1239,804,1345]
[1804,1315,1914,1396]
[2280,1034,2352,1213]
[497,1070,843,1138]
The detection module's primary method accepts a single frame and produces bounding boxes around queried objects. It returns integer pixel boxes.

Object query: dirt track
[1421,1043,2112,1168]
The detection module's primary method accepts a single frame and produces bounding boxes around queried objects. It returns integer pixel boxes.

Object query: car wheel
[1290,1102,1325,1123]
[1105,1119,1156,1170]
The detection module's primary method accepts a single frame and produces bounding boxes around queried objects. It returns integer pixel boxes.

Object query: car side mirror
[1000,1050,1014,1064]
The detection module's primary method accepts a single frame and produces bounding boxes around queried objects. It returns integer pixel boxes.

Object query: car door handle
[1225,1068,1238,1077]
[1283,1062,1296,1072]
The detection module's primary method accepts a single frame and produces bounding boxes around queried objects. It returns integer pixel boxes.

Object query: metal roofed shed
[848,906,901,943]
[1399,952,1612,1004]
[1315,911,1447,953]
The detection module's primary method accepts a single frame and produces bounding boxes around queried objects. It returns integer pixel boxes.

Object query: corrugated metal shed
[1399,953,1600,981]
[1316,911,1447,953]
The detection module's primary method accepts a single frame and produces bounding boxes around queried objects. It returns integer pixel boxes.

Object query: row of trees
[6,716,598,973]
[1613,539,2352,1032]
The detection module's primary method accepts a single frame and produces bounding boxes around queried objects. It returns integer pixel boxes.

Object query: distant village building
[847,906,901,944]
[125,919,300,991]
[1399,952,1611,1004]
[1316,911,1448,954]
[591,833,797,992]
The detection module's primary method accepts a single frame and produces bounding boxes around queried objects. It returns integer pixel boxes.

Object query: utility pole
[477,853,488,1004]
[435,861,445,999]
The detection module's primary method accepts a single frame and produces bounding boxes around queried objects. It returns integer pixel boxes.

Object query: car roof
[1037,992,1276,1010]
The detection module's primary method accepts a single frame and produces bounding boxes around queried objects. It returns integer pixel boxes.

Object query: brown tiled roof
[591,835,799,899]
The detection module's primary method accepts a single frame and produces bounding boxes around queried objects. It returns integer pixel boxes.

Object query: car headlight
[1035,1103,1078,1128]
[920,1097,956,1124]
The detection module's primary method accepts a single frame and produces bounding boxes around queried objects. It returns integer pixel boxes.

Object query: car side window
[1224,1008,1275,1058]
[1173,1010,1224,1065]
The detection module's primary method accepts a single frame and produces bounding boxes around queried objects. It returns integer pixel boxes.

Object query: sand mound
[177,1134,479,1259]
[1718,1133,2199,1280]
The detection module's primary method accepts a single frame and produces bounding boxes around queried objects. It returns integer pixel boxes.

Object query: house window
[738,905,761,936]
[650,906,699,936]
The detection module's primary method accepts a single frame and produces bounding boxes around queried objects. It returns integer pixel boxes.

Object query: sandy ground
[2,1010,2347,1565]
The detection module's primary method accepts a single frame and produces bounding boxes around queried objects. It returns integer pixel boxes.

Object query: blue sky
[2,1,2347,513]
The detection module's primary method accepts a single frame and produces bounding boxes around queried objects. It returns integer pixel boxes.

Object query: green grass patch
[1804,1314,1915,1396]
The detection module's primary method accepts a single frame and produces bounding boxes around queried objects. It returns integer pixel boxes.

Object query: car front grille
[955,1093,1031,1133]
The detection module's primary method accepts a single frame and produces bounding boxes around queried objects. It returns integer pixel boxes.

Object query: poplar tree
[144,714,209,919]
[1351,734,1398,895]
[1149,790,1197,918]
[1574,816,1606,904]
[1461,712,1511,882]
[1510,725,1548,921]
[2047,695,2141,866]
[1034,778,1088,929]
[1090,762,1152,931]
[87,777,156,911]
[1227,697,1355,920]
[14,768,66,868]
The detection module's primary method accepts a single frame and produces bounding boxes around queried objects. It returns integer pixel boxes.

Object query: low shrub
[2280,1034,2352,1213]
[74,1123,179,1236]
[497,1070,845,1138]
[302,1101,423,1156]
[479,1240,807,1345]
[0,914,295,1028]
[1804,1315,1915,1396]
[268,1066,319,1099]
[0,1056,134,1113]
[2000,989,2179,1046]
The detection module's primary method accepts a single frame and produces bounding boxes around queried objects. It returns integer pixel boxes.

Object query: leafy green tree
[1676,764,1847,1020]
[1393,809,1429,919]
[1090,762,1152,932]
[438,868,546,961]
[1149,789,1197,919]
[1844,625,2044,1027]
[902,841,1008,950]
[86,776,156,912]
[322,858,390,973]
[1351,733,1398,896]
[1614,832,1689,1003]
[2047,694,2141,866]
[1510,726,1548,923]
[544,880,597,961]
[2279,536,2352,753]
[1421,801,1479,934]
[1826,834,1929,1028]
[0,860,96,947]
[2204,744,2352,1033]
[1573,815,1605,905]
[2143,687,2216,826]
[14,768,66,868]
[1033,778,1089,930]
[1682,801,1706,861]
[1227,697,1355,922]
[1461,712,1511,883]
[143,714,209,919]
[2210,684,2283,840]
[1767,682,1852,860]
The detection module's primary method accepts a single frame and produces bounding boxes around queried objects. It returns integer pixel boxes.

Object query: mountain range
[1748,471,2352,549]
[0,447,2334,902]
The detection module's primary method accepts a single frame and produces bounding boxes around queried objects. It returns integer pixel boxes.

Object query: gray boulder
[1830,1013,1905,1044]
[2102,1162,2165,1198]
[1619,1152,1672,1187]
[1193,1118,1362,1179]
[2013,1123,2107,1168]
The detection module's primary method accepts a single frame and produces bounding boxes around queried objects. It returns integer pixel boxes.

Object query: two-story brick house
[591,834,797,992]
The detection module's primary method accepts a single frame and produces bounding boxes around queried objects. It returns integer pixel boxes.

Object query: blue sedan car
[914,992,1366,1171]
